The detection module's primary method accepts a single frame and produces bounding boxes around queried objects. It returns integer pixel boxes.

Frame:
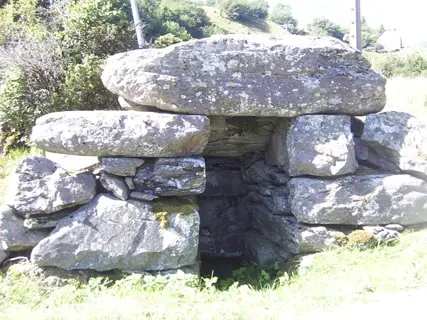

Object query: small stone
[129,192,158,201]
[100,172,129,200]
[134,157,206,196]
[363,226,400,245]
[125,177,135,190]
[23,209,74,230]
[100,157,145,176]
[384,224,404,232]
[0,205,50,251]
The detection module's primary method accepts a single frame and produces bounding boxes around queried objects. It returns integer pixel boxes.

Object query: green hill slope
[203,6,289,35]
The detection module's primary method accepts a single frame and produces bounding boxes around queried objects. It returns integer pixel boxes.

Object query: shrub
[307,18,345,40]
[162,20,192,41]
[0,36,64,148]
[154,33,185,48]
[58,55,118,111]
[218,0,268,21]
[364,52,427,78]
[269,3,298,34]
[59,0,135,63]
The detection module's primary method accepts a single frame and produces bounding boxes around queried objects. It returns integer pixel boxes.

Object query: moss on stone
[331,231,348,247]
[152,198,198,229]
[346,230,377,249]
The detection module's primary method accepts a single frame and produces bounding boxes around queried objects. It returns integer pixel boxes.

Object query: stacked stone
[1,34,426,274]
[1,112,210,273]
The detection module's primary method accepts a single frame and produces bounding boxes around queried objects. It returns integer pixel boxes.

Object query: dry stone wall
[1,34,426,275]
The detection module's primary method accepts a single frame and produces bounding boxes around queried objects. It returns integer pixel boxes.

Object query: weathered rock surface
[198,197,250,257]
[100,157,145,176]
[129,191,158,201]
[252,211,343,254]
[100,172,129,200]
[362,226,400,244]
[31,195,200,271]
[361,112,427,179]
[118,96,161,112]
[267,115,358,176]
[0,205,50,251]
[241,153,289,186]
[203,117,275,157]
[204,171,248,196]
[134,157,206,196]
[23,209,74,230]
[244,230,293,267]
[246,186,291,216]
[289,174,427,225]
[354,138,400,173]
[7,157,96,215]
[31,111,210,157]
[102,35,385,117]
[45,152,99,172]
[0,247,6,264]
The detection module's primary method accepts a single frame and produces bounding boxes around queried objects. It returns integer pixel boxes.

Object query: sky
[273,0,427,46]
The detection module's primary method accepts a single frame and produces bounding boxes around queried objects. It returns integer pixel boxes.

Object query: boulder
[267,115,358,176]
[203,117,276,157]
[244,230,293,267]
[0,205,50,251]
[134,157,206,196]
[31,195,200,272]
[361,112,427,179]
[7,157,96,215]
[45,152,99,172]
[100,172,129,200]
[252,211,343,254]
[102,35,386,117]
[204,171,248,196]
[289,174,427,226]
[0,247,6,264]
[362,226,400,244]
[31,111,210,157]
[100,157,145,176]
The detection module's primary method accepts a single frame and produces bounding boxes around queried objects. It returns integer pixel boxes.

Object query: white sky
[272,0,427,46]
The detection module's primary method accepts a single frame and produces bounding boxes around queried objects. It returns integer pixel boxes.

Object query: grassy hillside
[203,6,289,35]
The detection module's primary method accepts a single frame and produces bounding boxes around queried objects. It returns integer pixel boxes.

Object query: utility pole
[130,0,145,48]
[350,0,362,51]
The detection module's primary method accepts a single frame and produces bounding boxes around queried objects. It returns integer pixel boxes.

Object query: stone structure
[1,35,426,275]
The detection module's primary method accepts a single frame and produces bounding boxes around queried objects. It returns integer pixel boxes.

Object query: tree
[269,3,298,34]
[361,17,384,49]
[307,18,345,40]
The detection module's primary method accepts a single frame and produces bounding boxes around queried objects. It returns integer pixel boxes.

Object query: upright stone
[102,35,385,117]
[267,115,358,177]
[31,195,200,272]
[31,111,210,157]
[361,112,427,179]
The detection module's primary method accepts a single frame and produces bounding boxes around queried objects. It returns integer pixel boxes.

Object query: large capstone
[267,115,358,176]
[361,112,427,180]
[7,156,96,215]
[134,157,206,196]
[31,111,210,157]
[289,174,427,225]
[31,195,200,272]
[102,35,385,117]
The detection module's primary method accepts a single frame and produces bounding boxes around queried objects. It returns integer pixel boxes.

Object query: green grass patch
[1,228,427,319]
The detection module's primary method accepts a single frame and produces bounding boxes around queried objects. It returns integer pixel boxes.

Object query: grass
[203,6,288,35]
[1,229,427,319]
